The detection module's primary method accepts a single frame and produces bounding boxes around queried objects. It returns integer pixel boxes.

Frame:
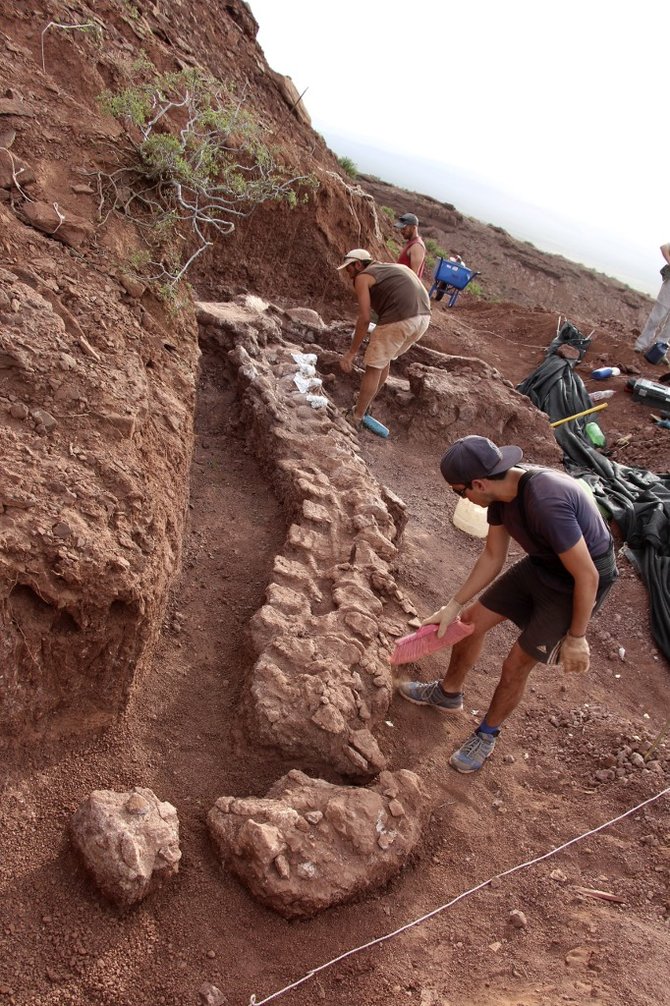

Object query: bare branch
[0,147,34,201]
[51,202,65,234]
[41,20,99,75]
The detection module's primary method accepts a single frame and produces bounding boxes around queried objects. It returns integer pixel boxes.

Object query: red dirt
[1,4,669,1006]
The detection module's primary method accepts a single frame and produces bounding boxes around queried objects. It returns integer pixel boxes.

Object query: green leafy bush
[465,280,484,299]
[96,67,317,283]
[337,155,358,178]
[424,237,450,270]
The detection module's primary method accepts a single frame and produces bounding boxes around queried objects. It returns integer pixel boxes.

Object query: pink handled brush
[390,619,474,666]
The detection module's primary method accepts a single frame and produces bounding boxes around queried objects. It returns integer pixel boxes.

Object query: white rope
[248,785,670,1005]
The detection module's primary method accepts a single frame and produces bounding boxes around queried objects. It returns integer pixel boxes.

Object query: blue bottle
[644,341,669,365]
[591,366,621,380]
[362,414,389,438]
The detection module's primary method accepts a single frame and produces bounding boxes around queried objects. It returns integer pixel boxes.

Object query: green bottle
[585,421,605,447]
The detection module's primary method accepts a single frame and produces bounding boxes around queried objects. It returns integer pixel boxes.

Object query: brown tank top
[362,263,431,325]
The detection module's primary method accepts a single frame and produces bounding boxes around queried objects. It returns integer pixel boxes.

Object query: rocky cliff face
[0,233,199,737]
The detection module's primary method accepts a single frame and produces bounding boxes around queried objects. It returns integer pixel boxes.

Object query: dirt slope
[1,3,669,1006]
[358,174,651,327]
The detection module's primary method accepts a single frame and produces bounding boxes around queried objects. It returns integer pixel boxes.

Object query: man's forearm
[347,318,369,357]
[455,551,505,605]
[569,574,599,636]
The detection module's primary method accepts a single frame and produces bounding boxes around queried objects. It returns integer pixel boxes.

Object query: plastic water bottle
[591,367,621,380]
[585,421,605,447]
[361,414,389,438]
[589,389,615,402]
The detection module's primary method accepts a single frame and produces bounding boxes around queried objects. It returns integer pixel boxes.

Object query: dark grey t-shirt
[487,467,612,588]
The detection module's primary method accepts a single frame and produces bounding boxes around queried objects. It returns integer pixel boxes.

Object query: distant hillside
[357,174,651,333]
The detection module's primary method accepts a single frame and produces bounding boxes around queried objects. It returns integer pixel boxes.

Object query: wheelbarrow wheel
[432,281,447,302]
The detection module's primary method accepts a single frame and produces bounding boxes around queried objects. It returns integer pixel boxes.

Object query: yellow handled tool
[549,402,608,429]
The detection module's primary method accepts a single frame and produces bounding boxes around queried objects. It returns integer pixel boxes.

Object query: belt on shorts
[530,541,617,584]
[592,542,618,582]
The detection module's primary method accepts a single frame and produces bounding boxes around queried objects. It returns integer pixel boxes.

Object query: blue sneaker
[449,730,497,773]
[397,680,464,712]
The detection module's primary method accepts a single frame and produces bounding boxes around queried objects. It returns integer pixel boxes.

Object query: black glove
[661,263,670,281]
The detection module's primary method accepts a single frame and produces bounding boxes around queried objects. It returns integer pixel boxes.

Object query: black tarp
[516,322,670,662]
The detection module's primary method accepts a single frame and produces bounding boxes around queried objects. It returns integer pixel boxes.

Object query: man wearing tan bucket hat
[337,249,430,427]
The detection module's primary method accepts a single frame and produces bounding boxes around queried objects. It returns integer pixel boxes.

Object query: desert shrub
[466,280,484,298]
[386,237,400,258]
[96,66,317,283]
[381,205,396,221]
[424,237,450,269]
[337,155,358,178]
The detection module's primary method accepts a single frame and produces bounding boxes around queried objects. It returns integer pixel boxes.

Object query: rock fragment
[71,787,181,909]
[208,768,427,918]
[20,199,94,248]
[198,983,227,1005]
[508,909,528,929]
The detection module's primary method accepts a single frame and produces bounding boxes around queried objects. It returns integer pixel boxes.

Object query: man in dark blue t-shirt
[398,435,618,774]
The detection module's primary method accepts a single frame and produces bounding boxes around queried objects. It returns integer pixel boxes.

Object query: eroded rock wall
[0,250,199,738]
[403,358,563,467]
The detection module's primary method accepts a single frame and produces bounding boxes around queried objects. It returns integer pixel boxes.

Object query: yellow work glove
[560,634,590,674]
[421,597,463,639]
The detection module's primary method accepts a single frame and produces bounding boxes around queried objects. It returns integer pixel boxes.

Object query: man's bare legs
[372,361,391,400]
[441,601,505,693]
[441,602,536,726]
[354,363,390,419]
[448,639,537,771]
[398,600,538,770]
[483,642,536,727]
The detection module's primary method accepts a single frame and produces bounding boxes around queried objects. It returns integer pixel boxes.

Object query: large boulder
[20,199,94,248]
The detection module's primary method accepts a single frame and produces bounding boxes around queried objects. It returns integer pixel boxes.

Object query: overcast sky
[249,0,668,295]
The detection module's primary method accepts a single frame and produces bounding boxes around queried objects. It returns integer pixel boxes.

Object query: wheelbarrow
[429,257,480,307]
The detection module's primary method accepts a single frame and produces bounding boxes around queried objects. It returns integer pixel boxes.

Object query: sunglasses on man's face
[450,484,471,498]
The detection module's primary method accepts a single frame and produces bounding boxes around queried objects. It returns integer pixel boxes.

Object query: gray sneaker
[342,407,362,431]
[449,730,497,773]
[397,680,464,712]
